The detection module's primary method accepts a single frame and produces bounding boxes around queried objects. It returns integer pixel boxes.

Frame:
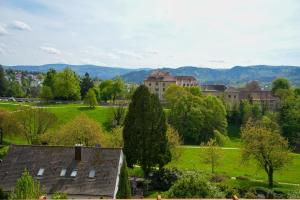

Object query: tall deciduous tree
[84,88,97,108]
[123,85,171,175]
[15,108,57,144]
[241,119,291,187]
[80,72,94,98]
[53,68,81,100]
[0,65,7,97]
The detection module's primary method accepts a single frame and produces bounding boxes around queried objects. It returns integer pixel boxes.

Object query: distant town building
[0,145,124,199]
[144,70,198,100]
[201,81,280,110]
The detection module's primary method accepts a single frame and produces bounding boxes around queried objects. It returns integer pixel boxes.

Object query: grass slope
[167,147,300,184]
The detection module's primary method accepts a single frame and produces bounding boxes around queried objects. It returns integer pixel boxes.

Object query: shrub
[209,173,229,183]
[287,187,300,199]
[150,168,182,191]
[13,169,43,199]
[51,192,67,199]
[244,191,257,199]
[0,146,8,159]
[165,172,224,198]
[216,183,239,198]
[117,159,131,199]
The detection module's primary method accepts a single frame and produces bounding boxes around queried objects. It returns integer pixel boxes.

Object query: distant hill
[3,64,300,86]
[3,64,138,80]
[121,65,300,86]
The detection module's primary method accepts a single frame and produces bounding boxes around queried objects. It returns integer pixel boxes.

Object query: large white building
[144,70,198,101]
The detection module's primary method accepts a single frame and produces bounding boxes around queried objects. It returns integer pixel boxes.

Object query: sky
[0,0,300,68]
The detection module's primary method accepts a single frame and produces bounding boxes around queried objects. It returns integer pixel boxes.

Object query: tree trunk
[268,167,273,187]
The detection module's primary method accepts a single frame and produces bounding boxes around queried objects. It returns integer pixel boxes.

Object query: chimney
[75,144,82,161]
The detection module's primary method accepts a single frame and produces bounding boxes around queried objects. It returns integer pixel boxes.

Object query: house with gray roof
[0,145,124,199]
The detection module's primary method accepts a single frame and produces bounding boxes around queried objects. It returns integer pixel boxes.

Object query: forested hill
[3,64,139,80]
[3,64,300,86]
[121,65,300,86]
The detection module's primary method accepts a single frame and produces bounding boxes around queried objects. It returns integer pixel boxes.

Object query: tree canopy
[241,119,291,187]
[53,68,81,100]
[123,85,171,175]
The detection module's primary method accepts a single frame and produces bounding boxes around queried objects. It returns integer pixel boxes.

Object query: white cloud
[9,20,32,31]
[0,47,4,55]
[40,46,61,55]
[0,25,8,36]
[115,50,143,60]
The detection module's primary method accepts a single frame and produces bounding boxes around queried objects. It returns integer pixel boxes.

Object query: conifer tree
[123,85,171,175]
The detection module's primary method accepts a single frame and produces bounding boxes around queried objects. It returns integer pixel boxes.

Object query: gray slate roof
[0,145,122,197]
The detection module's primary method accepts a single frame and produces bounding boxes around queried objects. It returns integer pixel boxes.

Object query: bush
[164,172,225,198]
[209,173,229,183]
[0,146,8,159]
[150,168,182,191]
[51,192,67,199]
[244,191,257,199]
[216,183,239,198]
[287,187,300,199]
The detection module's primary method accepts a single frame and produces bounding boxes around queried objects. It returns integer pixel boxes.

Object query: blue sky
[0,0,300,68]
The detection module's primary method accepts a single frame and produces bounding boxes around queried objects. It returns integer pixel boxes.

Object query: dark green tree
[43,68,56,91]
[80,72,94,98]
[0,65,7,97]
[99,80,113,102]
[280,97,300,151]
[117,159,131,199]
[271,77,291,99]
[123,85,171,175]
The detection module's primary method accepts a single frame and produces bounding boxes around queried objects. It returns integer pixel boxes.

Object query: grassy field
[167,147,300,184]
[0,102,114,130]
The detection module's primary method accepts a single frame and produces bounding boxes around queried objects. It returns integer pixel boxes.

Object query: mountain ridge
[3,64,300,86]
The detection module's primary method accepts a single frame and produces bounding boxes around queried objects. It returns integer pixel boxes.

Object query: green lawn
[167,147,300,184]
[0,103,114,130]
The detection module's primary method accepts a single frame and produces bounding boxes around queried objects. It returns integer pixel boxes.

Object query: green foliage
[13,169,43,199]
[51,192,67,199]
[272,77,291,96]
[241,119,292,187]
[213,130,229,146]
[84,88,97,108]
[0,146,9,159]
[117,159,131,199]
[53,68,81,100]
[99,77,125,102]
[168,86,227,144]
[123,85,171,175]
[43,68,56,91]
[39,86,53,102]
[48,114,105,146]
[202,139,223,173]
[150,168,182,191]
[280,97,300,151]
[287,187,300,199]
[6,81,25,97]
[0,65,7,96]
[14,108,57,144]
[80,72,94,98]
[107,126,123,148]
[165,172,224,198]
